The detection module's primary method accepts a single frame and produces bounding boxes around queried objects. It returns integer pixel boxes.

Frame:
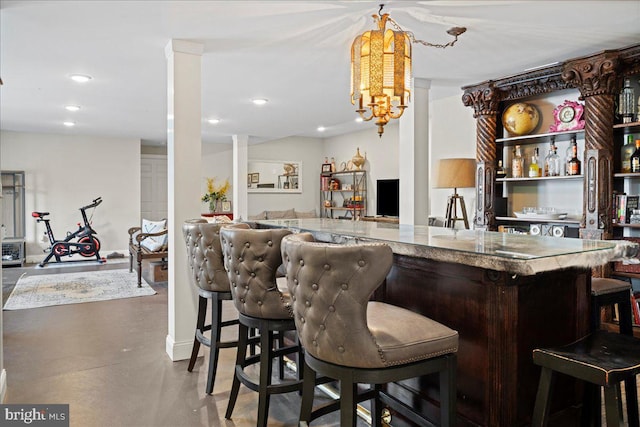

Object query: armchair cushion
[139,219,168,252]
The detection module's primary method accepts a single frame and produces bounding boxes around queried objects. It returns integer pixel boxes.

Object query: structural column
[165,39,203,361]
[232,134,249,221]
[563,52,620,241]
[462,84,501,230]
[399,78,430,225]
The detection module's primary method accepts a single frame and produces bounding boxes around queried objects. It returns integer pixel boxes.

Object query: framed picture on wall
[221,201,231,212]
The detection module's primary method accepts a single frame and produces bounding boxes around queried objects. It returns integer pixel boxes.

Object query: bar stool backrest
[281,233,394,368]
[220,225,293,319]
[182,219,250,293]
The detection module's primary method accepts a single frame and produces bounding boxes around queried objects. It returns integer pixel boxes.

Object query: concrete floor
[0,261,356,427]
[2,261,637,426]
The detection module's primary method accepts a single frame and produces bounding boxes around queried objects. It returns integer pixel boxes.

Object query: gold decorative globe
[502,103,540,136]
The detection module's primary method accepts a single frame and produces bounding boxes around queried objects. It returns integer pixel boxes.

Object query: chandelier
[351,5,466,137]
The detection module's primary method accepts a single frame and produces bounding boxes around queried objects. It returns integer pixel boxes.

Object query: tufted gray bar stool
[182,219,250,395]
[281,233,459,427]
[220,224,304,427]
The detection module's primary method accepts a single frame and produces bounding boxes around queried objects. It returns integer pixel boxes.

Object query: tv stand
[360,216,399,224]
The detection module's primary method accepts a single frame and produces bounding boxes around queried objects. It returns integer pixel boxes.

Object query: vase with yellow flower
[201,177,230,213]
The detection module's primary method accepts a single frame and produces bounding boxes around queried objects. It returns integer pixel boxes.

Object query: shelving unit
[320,170,366,220]
[493,128,584,236]
[2,171,26,266]
[612,121,640,240]
[462,42,640,243]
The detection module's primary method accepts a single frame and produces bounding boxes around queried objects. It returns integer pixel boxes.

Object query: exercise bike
[32,197,105,267]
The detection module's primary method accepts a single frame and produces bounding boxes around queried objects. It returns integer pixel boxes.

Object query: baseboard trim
[165,335,193,361]
[0,369,7,403]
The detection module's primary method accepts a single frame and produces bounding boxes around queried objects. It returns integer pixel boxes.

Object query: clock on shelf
[549,100,585,132]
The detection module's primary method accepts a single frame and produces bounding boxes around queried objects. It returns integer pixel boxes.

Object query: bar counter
[253,219,636,426]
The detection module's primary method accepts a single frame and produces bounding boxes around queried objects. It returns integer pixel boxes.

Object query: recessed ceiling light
[252,98,268,106]
[63,121,75,127]
[70,74,92,83]
[65,105,81,112]
[317,126,326,132]
[208,118,220,125]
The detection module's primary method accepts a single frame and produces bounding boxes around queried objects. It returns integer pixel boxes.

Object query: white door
[141,154,168,221]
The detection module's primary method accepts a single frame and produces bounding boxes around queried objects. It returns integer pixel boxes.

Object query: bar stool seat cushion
[591,277,631,296]
[367,301,459,367]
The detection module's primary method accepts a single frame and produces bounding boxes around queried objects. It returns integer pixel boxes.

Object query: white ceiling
[1,1,639,146]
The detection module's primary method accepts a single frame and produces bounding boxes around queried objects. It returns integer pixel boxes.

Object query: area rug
[34,256,129,269]
[3,269,156,310]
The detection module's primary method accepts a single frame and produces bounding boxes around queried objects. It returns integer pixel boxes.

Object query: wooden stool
[587,277,639,425]
[591,277,634,335]
[532,330,640,427]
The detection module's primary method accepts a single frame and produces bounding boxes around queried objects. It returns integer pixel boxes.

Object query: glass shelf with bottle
[497,175,583,182]
[495,129,585,145]
[500,135,582,179]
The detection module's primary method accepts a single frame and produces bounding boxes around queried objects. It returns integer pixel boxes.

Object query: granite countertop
[252,218,637,276]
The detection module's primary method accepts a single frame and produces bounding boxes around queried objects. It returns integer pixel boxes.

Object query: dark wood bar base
[373,254,591,427]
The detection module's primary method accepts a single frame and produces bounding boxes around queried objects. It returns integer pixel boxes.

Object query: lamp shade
[435,158,476,189]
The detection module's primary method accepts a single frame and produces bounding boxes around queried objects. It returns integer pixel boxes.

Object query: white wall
[323,124,400,217]
[201,142,234,208]
[0,131,140,262]
[247,136,323,216]
[429,94,477,223]
[201,137,323,217]
[323,94,479,223]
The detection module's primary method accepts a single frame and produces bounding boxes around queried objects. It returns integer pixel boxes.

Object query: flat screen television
[376,179,399,217]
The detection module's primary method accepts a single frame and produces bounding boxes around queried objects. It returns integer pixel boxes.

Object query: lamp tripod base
[444,192,469,229]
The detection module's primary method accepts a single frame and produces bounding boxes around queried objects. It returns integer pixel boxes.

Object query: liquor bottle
[619,78,636,124]
[496,160,506,178]
[528,147,540,177]
[567,138,581,176]
[544,141,561,177]
[621,134,636,173]
[544,137,555,177]
[512,145,524,178]
[631,139,640,173]
[565,136,578,175]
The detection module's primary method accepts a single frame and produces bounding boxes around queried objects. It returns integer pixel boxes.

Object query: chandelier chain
[386,16,462,49]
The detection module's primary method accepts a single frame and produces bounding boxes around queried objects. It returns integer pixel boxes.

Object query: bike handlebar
[81,197,102,211]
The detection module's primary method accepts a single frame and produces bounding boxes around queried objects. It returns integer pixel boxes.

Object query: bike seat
[31,211,49,218]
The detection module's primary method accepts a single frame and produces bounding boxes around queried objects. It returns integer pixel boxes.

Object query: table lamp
[435,158,476,229]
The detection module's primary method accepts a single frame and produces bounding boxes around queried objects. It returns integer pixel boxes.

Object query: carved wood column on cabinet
[562,52,620,241]
[462,85,501,230]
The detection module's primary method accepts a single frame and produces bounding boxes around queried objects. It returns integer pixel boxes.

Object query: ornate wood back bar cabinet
[462,44,640,243]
